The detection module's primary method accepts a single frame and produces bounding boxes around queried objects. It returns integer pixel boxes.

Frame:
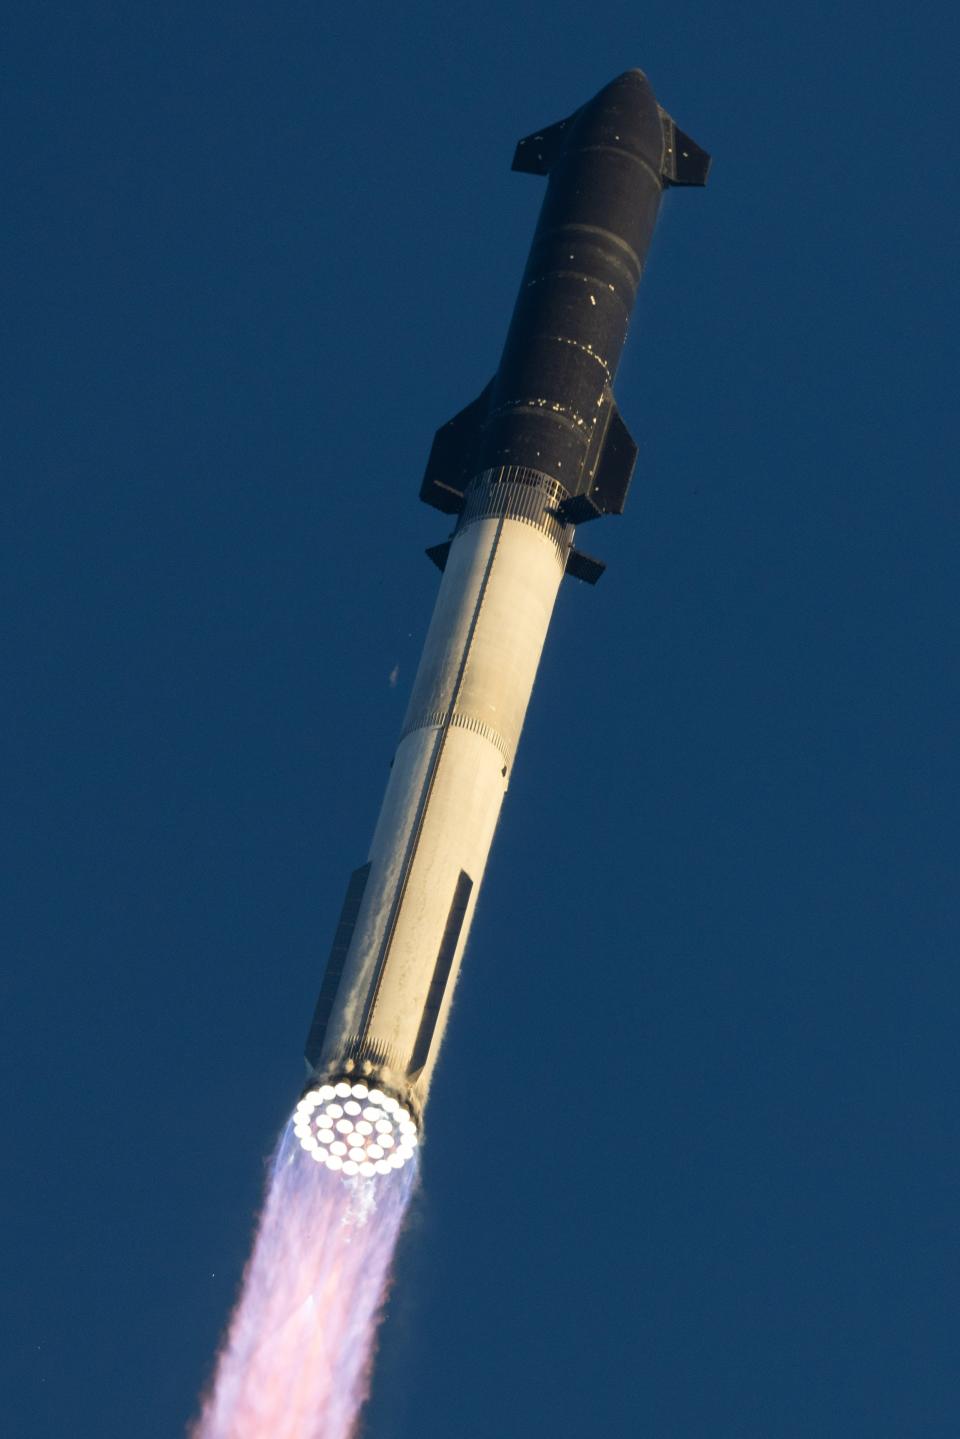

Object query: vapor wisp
[193,1118,417,1439]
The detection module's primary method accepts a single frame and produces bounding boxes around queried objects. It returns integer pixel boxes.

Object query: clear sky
[4,2,959,1436]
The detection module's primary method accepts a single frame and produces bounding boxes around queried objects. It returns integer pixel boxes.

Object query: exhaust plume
[193,1119,417,1439]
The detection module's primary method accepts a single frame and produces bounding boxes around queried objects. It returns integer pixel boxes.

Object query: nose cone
[568,69,666,175]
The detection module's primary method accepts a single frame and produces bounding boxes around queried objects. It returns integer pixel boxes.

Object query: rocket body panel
[302,71,709,1141]
[351,728,500,1074]
[311,499,566,1112]
[403,509,568,767]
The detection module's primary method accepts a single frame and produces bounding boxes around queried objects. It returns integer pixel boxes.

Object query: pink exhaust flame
[192,1119,418,1439]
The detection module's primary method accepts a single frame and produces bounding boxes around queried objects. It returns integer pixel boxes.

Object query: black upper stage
[420,70,709,529]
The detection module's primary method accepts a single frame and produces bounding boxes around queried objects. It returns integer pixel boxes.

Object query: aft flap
[420,378,495,515]
[511,113,577,176]
[591,400,638,516]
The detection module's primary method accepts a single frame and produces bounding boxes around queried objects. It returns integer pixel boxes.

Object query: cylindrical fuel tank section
[297,470,571,1174]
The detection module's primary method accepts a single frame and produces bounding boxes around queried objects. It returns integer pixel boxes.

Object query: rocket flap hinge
[511,112,579,176]
[425,540,451,572]
[565,548,606,585]
[659,109,711,187]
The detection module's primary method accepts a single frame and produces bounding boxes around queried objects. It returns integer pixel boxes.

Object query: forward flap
[659,110,712,187]
[511,113,578,176]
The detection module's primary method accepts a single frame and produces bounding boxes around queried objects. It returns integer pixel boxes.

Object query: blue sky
[4,2,959,1436]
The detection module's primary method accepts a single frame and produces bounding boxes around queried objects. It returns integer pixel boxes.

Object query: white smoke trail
[192,1119,418,1439]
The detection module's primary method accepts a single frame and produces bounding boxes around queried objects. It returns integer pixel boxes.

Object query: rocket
[293,70,709,1176]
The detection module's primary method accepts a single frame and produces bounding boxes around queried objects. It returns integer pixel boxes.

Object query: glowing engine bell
[293,1081,418,1176]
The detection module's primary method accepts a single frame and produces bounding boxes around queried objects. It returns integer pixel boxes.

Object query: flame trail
[193,1120,418,1439]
